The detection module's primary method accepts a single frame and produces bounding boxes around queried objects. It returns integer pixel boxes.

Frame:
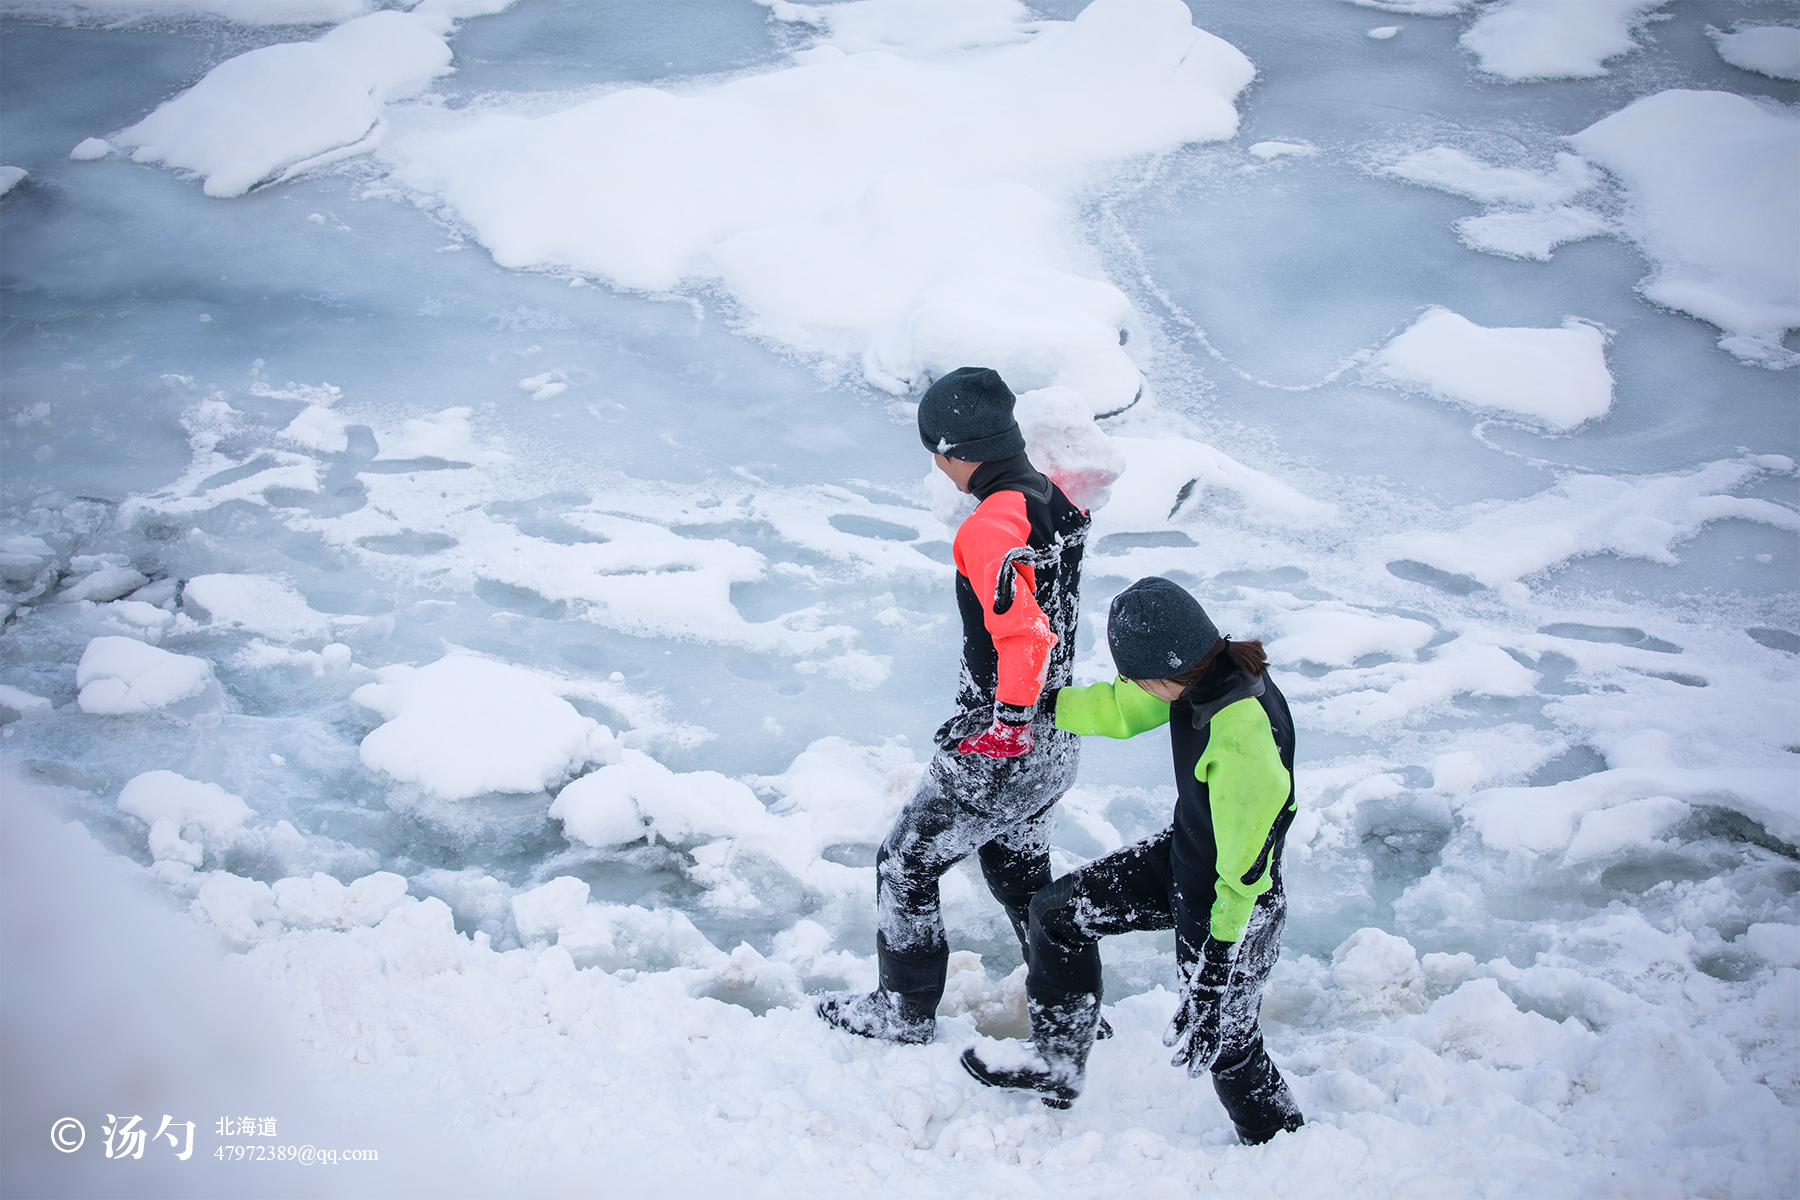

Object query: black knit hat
[1107,577,1220,680]
[917,367,1026,462]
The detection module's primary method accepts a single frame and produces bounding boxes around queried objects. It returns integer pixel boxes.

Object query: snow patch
[1369,307,1613,429]
[1570,90,1800,367]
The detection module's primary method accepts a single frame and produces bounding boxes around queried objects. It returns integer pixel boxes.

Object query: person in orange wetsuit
[818,366,1091,1044]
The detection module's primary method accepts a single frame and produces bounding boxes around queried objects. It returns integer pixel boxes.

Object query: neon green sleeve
[1053,676,1171,739]
[1201,698,1294,942]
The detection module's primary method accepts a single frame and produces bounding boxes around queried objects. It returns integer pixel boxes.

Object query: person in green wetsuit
[962,576,1305,1146]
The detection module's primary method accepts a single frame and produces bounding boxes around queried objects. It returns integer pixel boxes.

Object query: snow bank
[113,10,454,197]
[1460,0,1663,80]
[1711,24,1800,81]
[75,635,218,715]
[183,573,333,641]
[387,0,1253,414]
[353,653,619,800]
[1392,454,1798,588]
[1369,307,1613,429]
[1570,90,1800,367]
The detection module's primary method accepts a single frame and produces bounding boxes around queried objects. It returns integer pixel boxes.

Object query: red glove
[958,710,1034,758]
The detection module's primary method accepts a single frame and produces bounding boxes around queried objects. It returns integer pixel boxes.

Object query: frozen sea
[1,1,1796,1196]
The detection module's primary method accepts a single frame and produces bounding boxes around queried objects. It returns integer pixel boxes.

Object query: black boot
[1211,1036,1303,1144]
[960,989,1100,1109]
[1007,907,1110,1041]
[816,987,937,1044]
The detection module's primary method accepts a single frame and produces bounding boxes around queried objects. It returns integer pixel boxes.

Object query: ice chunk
[1369,308,1613,429]
[1391,455,1799,587]
[1460,0,1664,80]
[1570,90,1800,367]
[1709,25,1800,81]
[69,137,111,161]
[114,11,453,198]
[118,769,255,865]
[271,871,410,929]
[1332,928,1429,1014]
[1383,147,1598,207]
[57,565,149,604]
[0,166,27,195]
[510,876,590,943]
[0,685,52,717]
[279,405,349,453]
[1455,205,1609,261]
[75,636,217,715]
[550,749,765,849]
[371,406,494,462]
[353,653,619,800]
[183,573,333,641]
[1564,795,1691,864]
[1741,923,1800,969]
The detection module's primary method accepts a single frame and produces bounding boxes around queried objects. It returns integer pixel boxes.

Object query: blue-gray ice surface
[2,2,1796,1196]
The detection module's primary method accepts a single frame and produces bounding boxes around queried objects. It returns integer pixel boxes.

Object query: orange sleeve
[954,491,1058,707]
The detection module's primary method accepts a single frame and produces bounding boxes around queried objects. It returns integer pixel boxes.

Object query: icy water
[1,2,1796,1197]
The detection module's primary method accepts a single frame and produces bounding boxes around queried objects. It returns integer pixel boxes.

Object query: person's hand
[1164,938,1235,1075]
[958,704,1034,757]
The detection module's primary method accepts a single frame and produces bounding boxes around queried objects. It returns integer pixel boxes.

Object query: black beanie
[1107,577,1220,680]
[917,367,1026,462]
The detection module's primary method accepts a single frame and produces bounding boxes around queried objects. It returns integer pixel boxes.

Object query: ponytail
[1170,635,1266,689]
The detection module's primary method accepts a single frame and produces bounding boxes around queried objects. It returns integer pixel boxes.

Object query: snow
[1368,307,1614,430]
[2,0,1797,1196]
[352,653,620,801]
[1711,24,1800,81]
[1570,90,1800,368]
[383,0,1252,416]
[113,10,454,197]
[182,573,334,641]
[1390,455,1800,588]
[1460,0,1664,80]
[74,635,218,715]
[27,0,375,24]
[0,164,26,194]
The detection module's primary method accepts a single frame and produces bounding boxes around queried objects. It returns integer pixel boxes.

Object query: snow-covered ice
[2,1,1796,1197]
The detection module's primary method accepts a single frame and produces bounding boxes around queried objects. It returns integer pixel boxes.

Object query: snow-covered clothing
[875,712,1079,1006]
[821,453,1088,1037]
[992,652,1303,1138]
[1049,658,1295,948]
